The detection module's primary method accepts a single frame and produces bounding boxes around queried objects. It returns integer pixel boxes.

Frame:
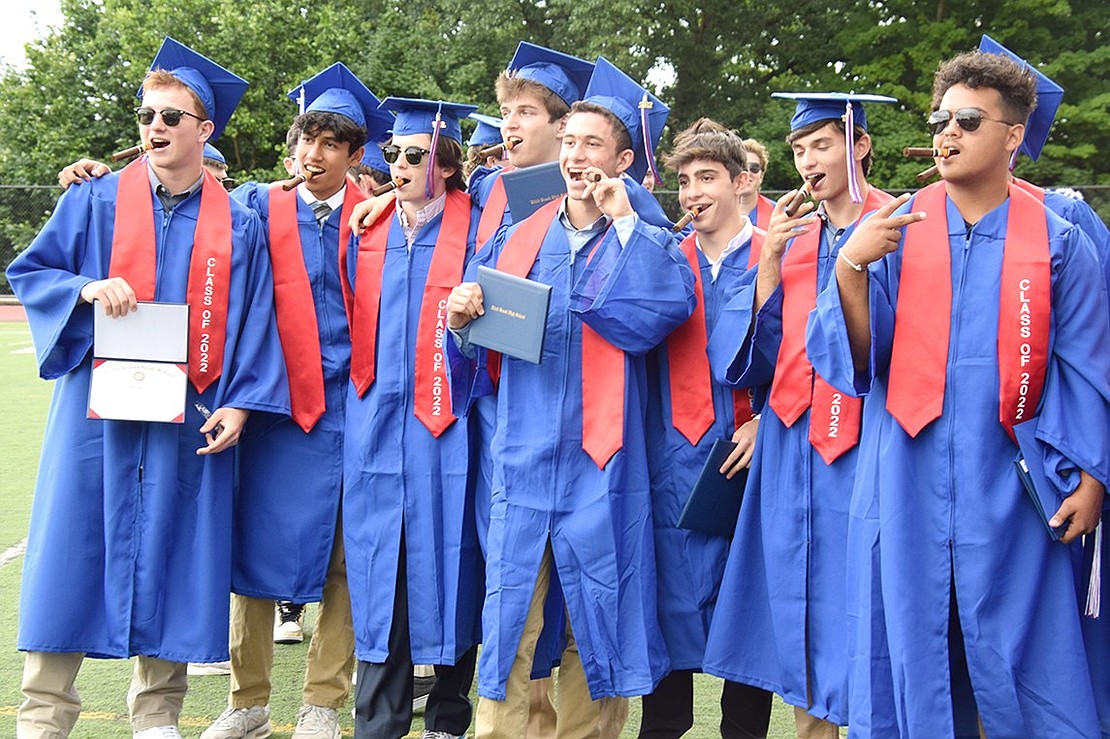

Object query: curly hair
[931,50,1038,126]
[665,118,749,179]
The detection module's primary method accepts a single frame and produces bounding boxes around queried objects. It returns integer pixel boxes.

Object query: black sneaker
[274,601,306,644]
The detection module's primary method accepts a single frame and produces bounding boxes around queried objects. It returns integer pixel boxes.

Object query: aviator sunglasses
[135,107,208,126]
[927,108,1017,136]
[381,145,431,166]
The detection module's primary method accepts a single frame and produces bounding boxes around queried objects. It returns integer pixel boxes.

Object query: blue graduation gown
[645,241,753,671]
[450,206,696,699]
[7,171,288,663]
[342,206,484,665]
[807,193,1110,738]
[227,182,350,601]
[702,222,867,725]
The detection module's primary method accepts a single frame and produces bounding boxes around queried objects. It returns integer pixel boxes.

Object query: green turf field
[1,320,820,737]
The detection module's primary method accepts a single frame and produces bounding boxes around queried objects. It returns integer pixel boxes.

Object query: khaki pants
[478,543,628,739]
[18,652,186,737]
[230,521,354,709]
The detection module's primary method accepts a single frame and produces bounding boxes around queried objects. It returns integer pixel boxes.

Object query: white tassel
[1085,520,1102,618]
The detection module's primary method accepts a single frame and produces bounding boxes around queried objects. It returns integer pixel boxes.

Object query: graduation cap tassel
[844,101,863,204]
[426,109,443,200]
[640,93,663,187]
[1085,520,1102,618]
[1007,147,1019,173]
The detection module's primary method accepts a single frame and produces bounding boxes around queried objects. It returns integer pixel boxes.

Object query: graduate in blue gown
[808,50,1110,738]
[7,38,288,739]
[447,56,694,738]
[640,119,774,738]
[703,92,896,734]
[342,97,484,739]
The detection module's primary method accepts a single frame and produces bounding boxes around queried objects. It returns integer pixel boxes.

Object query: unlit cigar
[478,137,521,160]
[111,142,152,162]
[783,173,826,217]
[672,205,706,232]
[371,176,410,197]
[915,164,940,183]
[281,172,314,191]
[903,147,958,159]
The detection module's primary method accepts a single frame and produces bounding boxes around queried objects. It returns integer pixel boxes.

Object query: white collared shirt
[698,217,753,281]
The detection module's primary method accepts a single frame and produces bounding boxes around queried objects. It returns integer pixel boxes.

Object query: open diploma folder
[88,301,189,423]
[1012,417,1069,541]
[501,161,566,221]
[677,439,747,537]
[468,266,552,364]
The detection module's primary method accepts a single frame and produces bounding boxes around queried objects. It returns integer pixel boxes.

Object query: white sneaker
[421,731,465,739]
[274,602,305,644]
[291,705,340,739]
[200,705,273,738]
[134,728,183,739]
[188,660,232,676]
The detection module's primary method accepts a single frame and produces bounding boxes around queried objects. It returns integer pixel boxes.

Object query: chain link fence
[2,184,1107,296]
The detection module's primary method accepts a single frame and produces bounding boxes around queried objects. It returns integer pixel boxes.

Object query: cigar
[915,164,940,183]
[371,176,410,197]
[111,142,153,162]
[903,147,958,159]
[478,137,521,160]
[281,171,314,191]
[783,173,826,217]
[672,205,706,232]
[588,173,603,183]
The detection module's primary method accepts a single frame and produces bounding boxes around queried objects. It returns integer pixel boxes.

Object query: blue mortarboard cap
[978,35,1063,162]
[507,42,596,108]
[361,144,390,174]
[143,36,249,142]
[771,92,898,133]
[379,97,479,143]
[287,62,394,141]
[202,143,226,165]
[581,56,670,184]
[468,113,504,147]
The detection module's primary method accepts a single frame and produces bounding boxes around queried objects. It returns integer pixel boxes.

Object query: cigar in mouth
[281,171,314,191]
[478,137,522,160]
[784,173,826,217]
[371,176,411,197]
[902,147,958,159]
[110,142,154,162]
[672,204,707,232]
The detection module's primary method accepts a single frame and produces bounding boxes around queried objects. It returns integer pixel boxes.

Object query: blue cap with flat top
[467,113,504,147]
[202,143,226,165]
[581,56,670,185]
[143,36,248,142]
[361,144,390,175]
[287,62,395,141]
[978,34,1063,162]
[507,42,596,108]
[379,97,478,143]
[772,91,897,203]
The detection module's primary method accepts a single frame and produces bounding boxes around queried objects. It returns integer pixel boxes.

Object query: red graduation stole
[496,198,623,468]
[110,157,232,394]
[475,168,512,252]
[668,227,764,445]
[886,182,1050,440]
[752,193,775,229]
[347,189,472,437]
[268,184,364,432]
[768,187,892,463]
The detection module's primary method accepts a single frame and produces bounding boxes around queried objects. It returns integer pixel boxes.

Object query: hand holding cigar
[783,173,826,217]
[672,204,706,232]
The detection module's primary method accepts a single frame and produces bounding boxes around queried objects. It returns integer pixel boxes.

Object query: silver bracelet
[838,249,864,272]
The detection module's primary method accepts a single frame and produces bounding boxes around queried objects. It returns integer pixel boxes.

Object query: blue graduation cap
[507,42,596,108]
[143,36,248,142]
[468,113,504,148]
[361,144,390,175]
[771,91,898,203]
[978,35,1063,162]
[286,62,394,139]
[581,56,670,185]
[202,143,226,165]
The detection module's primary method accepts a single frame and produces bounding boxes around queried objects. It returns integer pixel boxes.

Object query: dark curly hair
[931,50,1037,127]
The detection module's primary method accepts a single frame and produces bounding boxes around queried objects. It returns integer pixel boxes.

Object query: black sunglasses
[381,145,431,166]
[747,163,763,174]
[927,108,1016,136]
[220,177,236,191]
[136,107,208,127]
